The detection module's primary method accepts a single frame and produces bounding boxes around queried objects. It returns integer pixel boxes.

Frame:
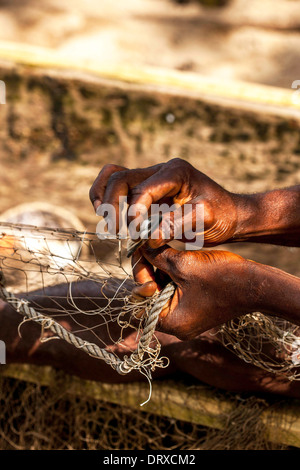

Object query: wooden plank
[0,39,299,117]
[1,363,300,448]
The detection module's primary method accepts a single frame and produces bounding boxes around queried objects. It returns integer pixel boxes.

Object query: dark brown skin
[131,246,300,341]
[1,283,300,399]
[89,158,300,248]
[89,157,300,340]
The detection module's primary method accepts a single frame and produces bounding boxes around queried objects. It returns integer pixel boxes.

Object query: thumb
[131,246,176,300]
[140,244,178,279]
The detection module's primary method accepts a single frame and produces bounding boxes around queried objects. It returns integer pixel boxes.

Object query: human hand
[89,158,243,248]
[130,246,259,340]
[133,243,300,341]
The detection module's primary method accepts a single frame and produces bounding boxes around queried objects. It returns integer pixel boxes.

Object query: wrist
[230,187,300,245]
[245,260,300,325]
[229,193,262,242]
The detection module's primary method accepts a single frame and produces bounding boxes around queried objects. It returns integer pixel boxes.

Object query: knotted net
[216,313,300,380]
[0,220,175,404]
[0,214,300,393]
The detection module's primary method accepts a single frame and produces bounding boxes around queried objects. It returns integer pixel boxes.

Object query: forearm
[0,280,124,363]
[248,261,300,325]
[169,333,300,398]
[0,298,46,363]
[231,186,300,247]
[0,288,175,383]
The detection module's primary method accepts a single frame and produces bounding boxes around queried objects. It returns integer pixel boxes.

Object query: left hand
[131,246,257,340]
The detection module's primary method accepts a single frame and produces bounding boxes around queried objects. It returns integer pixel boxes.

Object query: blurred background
[1,0,300,86]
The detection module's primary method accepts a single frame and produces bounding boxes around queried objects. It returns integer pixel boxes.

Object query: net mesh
[0,219,300,386]
[216,313,300,381]
[0,221,172,394]
[0,374,289,450]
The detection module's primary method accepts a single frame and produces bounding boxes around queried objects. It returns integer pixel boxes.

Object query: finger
[131,249,158,300]
[128,167,186,224]
[148,198,205,249]
[140,245,180,322]
[131,249,156,285]
[140,244,178,280]
[132,282,158,300]
[89,164,127,211]
[101,164,164,234]
[147,210,176,249]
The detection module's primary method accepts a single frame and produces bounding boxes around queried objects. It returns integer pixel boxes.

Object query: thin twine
[0,224,176,404]
[0,268,175,405]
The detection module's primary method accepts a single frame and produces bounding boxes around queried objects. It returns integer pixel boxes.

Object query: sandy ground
[0,0,300,88]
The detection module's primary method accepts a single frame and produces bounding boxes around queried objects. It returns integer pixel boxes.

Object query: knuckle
[101,163,120,173]
[97,165,114,179]
[130,185,148,197]
[99,163,126,180]
[108,169,129,184]
[166,158,194,181]
[168,157,190,169]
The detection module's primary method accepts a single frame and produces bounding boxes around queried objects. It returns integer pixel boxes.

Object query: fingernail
[94,200,102,213]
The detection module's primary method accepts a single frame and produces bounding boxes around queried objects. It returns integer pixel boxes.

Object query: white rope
[0,271,175,377]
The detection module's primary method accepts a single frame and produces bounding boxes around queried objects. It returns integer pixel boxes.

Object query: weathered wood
[1,363,300,448]
[0,40,299,113]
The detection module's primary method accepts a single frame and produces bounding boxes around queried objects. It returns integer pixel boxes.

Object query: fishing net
[216,313,300,381]
[0,219,175,404]
[0,374,289,450]
[0,213,300,396]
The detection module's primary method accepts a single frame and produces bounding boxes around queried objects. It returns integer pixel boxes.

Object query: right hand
[89,158,241,248]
